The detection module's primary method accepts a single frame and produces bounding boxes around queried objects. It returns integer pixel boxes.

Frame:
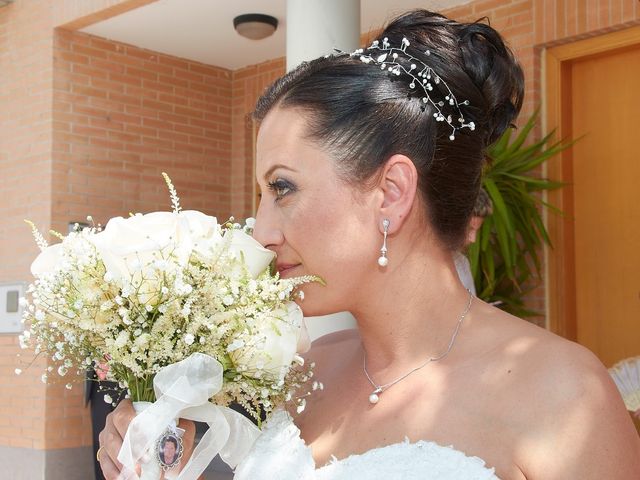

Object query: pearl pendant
[369,388,382,404]
[377,256,388,267]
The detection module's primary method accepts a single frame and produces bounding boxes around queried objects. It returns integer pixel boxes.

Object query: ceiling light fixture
[233,13,278,40]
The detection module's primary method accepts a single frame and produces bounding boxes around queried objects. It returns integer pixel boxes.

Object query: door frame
[544,26,640,339]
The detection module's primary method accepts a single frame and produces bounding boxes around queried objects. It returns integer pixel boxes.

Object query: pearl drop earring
[378,219,390,267]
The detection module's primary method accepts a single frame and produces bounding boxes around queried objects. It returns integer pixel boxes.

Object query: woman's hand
[98,399,197,480]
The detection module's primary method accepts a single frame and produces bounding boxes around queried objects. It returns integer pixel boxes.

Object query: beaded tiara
[345,37,475,141]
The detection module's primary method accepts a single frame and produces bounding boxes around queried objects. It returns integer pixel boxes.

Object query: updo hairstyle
[254,10,524,250]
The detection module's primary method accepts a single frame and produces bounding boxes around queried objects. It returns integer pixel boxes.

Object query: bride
[99,10,640,479]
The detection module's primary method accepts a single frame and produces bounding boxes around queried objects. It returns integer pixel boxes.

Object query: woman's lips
[277,264,300,277]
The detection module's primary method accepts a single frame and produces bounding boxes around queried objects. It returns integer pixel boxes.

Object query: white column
[286,0,360,71]
[286,0,360,339]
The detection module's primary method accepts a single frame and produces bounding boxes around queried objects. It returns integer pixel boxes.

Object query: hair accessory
[349,37,475,141]
[364,289,473,404]
[378,219,390,267]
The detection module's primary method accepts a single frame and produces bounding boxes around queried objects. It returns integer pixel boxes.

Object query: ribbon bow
[118,353,260,479]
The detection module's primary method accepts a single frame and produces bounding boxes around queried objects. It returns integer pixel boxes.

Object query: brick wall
[52,28,233,236]
[1,2,234,456]
[230,59,286,219]
[44,28,233,449]
[0,0,54,451]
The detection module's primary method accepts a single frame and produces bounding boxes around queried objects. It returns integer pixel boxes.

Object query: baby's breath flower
[20,173,319,419]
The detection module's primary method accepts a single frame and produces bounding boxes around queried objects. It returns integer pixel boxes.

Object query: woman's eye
[267,179,295,201]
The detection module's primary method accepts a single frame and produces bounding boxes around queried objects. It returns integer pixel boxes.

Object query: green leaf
[472,109,575,317]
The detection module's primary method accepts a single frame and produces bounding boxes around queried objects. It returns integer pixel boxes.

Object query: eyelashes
[267,178,296,201]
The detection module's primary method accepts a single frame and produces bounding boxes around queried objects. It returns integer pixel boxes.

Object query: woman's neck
[350,237,473,376]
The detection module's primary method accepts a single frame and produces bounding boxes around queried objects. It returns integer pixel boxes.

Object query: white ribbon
[117,353,260,480]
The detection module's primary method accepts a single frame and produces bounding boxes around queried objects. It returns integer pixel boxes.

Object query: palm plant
[468,111,573,317]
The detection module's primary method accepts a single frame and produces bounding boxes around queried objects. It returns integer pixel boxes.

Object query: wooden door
[547,28,640,369]
[571,45,640,366]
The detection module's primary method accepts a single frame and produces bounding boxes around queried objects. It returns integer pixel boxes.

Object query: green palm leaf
[472,110,573,316]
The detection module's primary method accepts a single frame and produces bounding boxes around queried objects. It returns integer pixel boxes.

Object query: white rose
[91,212,189,276]
[179,210,223,261]
[30,243,63,277]
[224,229,275,279]
[91,212,196,306]
[230,302,305,381]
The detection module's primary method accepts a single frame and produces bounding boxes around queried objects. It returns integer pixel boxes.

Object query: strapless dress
[233,410,500,479]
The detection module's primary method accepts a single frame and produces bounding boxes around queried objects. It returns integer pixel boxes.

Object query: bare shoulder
[473,304,640,479]
[479,305,619,403]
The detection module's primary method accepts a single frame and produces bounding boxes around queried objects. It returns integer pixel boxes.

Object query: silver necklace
[363,290,473,405]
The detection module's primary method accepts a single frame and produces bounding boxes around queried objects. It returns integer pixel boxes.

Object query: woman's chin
[296,297,344,318]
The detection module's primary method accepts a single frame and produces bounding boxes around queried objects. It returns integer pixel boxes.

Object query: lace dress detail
[234,411,500,480]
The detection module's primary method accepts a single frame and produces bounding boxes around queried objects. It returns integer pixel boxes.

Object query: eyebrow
[262,164,298,181]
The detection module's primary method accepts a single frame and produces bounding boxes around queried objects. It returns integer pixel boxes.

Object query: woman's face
[253,107,381,316]
[163,440,176,463]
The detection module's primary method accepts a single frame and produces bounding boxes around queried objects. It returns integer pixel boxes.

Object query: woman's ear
[377,154,418,234]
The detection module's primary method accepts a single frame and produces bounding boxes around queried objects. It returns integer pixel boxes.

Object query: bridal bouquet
[19,174,317,479]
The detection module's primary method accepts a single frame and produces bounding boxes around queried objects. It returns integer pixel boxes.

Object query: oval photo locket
[156,431,184,471]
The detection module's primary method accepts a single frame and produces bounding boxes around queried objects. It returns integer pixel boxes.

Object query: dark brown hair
[254,10,523,250]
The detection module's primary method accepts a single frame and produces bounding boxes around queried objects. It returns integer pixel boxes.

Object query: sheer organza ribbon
[117,352,260,480]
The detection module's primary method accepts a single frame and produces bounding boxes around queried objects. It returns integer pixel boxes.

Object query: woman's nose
[252,201,284,250]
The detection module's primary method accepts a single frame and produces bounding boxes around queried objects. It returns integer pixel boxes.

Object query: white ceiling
[81,0,470,70]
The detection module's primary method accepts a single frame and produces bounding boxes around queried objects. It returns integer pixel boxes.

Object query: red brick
[158,111,188,124]
[90,57,126,74]
[126,66,158,82]
[159,74,189,89]
[125,105,158,118]
[142,79,175,94]
[57,50,89,65]
[174,68,204,83]
[125,124,158,137]
[91,77,126,94]
[158,55,191,71]
[109,91,142,106]
[141,60,174,76]
[109,72,143,87]
[126,85,158,100]
[72,43,108,59]
[108,111,142,125]
[142,98,174,113]
[72,63,105,78]
[89,36,121,53]
[72,84,108,99]
[89,137,124,150]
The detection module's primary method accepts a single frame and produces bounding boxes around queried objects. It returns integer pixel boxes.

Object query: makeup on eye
[267,178,297,200]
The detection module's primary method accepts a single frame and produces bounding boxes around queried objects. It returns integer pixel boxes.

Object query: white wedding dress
[233,410,500,479]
